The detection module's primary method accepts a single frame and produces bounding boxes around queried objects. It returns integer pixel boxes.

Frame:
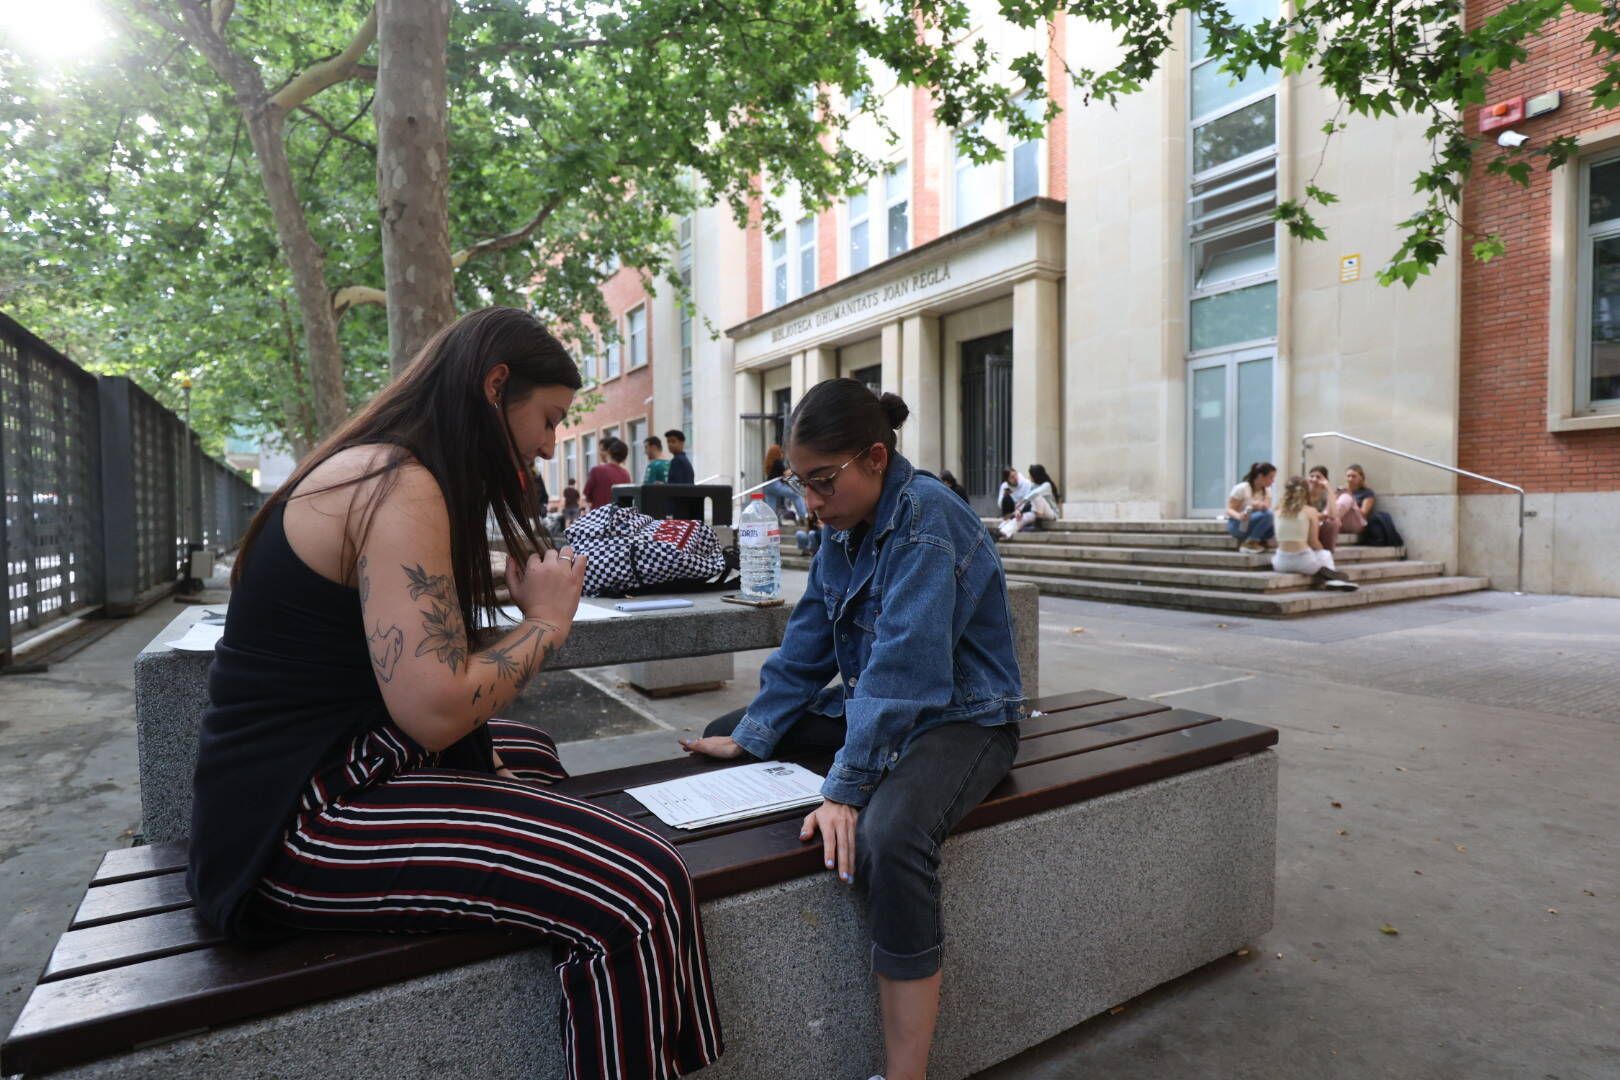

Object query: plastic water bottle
[738,493,782,601]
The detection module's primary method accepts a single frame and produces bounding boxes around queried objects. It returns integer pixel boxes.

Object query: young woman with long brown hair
[187,307,723,1079]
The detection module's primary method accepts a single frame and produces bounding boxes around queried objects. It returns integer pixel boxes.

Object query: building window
[627,306,647,369]
[1011,94,1042,203]
[797,214,817,297]
[578,337,598,383]
[582,432,597,471]
[770,230,788,307]
[954,131,998,228]
[852,363,882,395]
[849,185,871,274]
[628,417,648,479]
[564,439,579,488]
[1581,152,1620,410]
[885,163,910,257]
[1187,0,1280,355]
[604,330,621,379]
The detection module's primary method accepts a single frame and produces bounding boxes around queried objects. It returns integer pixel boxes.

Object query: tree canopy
[2,0,1614,450]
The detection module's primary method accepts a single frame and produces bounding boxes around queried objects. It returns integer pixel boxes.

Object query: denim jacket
[730,453,1025,806]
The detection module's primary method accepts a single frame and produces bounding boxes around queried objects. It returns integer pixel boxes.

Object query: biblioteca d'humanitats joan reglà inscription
[769,262,953,344]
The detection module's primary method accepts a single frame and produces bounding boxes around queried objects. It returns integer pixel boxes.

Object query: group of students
[555,428,696,526]
[1225,461,1404,591]
[188,307,1018,1080]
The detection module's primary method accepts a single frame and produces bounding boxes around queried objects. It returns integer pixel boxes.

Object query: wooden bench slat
[3,929,526,1077]
[1028,689,1125,714]
[1020,697,1169,739]
[73,873,194,930]
[92,842,189,886]
[1013,709,1220,767]
[43,908,224,983]
[967,717,1278,830]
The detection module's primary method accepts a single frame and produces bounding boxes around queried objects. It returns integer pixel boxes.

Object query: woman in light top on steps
[1226,462,1277,553]
[996,463,1060,539]
[1272,475,1357,591]
[682,378,1023,1080]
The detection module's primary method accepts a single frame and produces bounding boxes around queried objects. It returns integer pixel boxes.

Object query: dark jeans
[705,708,1018,979]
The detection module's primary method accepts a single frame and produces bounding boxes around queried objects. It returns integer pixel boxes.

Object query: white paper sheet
[626,762,827,830]
[166,622,225,653]
[499,602,625,624]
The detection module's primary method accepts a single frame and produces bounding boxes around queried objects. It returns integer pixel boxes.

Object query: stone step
[996,557,1444,593]
[993,542,1406,569]
[980,518,1229,535]
[1002,572,1490,616]
[992,527,1378,550]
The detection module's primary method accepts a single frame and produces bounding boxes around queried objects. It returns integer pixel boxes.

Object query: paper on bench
[627,762,826,830]
[166,622,225,653]
[499,602,625,624]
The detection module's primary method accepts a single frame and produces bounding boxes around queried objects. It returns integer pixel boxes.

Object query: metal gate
[960,331,1013,514]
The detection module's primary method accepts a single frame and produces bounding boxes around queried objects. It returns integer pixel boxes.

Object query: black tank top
[186,500,491,935]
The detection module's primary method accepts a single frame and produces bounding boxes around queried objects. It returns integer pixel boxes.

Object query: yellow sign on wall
[1340,254,1362,284]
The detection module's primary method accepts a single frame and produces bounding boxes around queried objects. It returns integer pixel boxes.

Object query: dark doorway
[960,331,1013,515]
[851,363,882,395]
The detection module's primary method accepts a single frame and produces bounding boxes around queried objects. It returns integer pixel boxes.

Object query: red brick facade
[1459,4,1620,493]
[554,267,655,501]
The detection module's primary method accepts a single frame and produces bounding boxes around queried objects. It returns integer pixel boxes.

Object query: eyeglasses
[784,447,871,498]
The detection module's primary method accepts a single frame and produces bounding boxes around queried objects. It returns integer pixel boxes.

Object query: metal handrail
[1299,431,1526,594]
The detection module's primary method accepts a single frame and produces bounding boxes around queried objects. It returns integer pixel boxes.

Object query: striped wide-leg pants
[251,719,724,1080]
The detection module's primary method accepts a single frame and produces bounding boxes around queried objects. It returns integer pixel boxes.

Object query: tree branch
[332,190,569,317]
[267,7,378,114]
[333,284,386,318]
[450,191,568,268]
[296,104,376,152]
[211,0,235,33]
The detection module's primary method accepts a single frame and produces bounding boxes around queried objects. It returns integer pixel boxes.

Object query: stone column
[900,314,941,467]
[805,346,838,390]
[1013,276,1063,493]
[789,351,808,409]
[734,369,763,490]
[881,321,902,392]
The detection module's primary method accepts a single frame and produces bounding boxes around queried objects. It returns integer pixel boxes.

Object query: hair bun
[878,391,910,431]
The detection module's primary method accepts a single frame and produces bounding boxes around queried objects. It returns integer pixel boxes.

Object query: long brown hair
[764,443,784,475]
[233,307,582,634]
[1279,475,1311,516]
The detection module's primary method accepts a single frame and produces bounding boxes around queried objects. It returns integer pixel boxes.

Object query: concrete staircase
[782,518,1488,616]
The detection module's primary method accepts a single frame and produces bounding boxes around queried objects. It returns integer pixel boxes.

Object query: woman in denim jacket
[682,378,1024,1080]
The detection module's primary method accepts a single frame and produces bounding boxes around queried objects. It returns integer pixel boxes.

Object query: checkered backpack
[564,504,733,597]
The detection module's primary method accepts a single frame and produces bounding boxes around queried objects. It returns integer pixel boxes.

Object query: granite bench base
[43,751,1276,1080]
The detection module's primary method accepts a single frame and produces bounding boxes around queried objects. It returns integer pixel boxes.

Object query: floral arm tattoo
[405,562,467,673]
[399,562,564,725]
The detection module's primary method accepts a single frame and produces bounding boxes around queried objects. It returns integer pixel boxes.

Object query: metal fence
[1,313,261,665]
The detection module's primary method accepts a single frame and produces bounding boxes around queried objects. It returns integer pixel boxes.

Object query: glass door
[1186,347,1274,515]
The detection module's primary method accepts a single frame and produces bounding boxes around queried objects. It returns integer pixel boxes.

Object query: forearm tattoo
[405,562,467,673]
[469,618,562,722]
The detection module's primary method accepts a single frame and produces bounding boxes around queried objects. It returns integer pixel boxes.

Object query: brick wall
[1047,16,1068,202]
[1459,3,1620,493]
[555,267,655,500]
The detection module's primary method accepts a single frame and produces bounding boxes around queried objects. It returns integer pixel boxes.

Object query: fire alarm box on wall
[1479,97,1525,133]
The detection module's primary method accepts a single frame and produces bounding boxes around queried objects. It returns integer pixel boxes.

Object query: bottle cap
[751,492,764,500]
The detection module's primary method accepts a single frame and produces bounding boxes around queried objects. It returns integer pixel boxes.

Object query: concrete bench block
[58,751,1274,1079]
[134,584,1038,844]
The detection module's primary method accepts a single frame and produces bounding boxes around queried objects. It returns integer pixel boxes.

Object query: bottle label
[739,524,780,547]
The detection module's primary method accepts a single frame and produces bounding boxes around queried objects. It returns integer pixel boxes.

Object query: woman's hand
[801,800,860,883]
[506,546,587,634]
[678,735,746,759]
